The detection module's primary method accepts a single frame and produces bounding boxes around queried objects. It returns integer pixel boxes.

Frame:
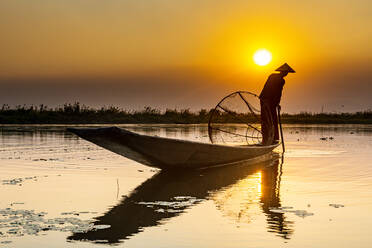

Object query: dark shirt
[259,73,285,106]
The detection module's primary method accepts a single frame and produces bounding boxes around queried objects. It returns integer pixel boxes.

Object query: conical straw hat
[275,63,295,73]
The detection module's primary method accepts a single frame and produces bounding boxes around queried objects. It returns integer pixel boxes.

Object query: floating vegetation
[2,176,42,186]
[1,175,62,186]
[2,178,27,186]
[137,196,203,213]
[60,211,98,216]
[10,203,24,206]
[0,240,12,244]
[269,207,314,218]
[329,204,345,208]
[0,208,109,239]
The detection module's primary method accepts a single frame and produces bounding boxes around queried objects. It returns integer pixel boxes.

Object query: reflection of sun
[253,49,272,66]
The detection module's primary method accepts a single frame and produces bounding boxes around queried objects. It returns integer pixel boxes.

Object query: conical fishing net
[208,91,275,145]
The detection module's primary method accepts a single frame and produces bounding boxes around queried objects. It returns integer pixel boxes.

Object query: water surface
[0,124,371,247]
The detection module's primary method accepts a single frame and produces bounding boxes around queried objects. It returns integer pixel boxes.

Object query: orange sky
[0,0,371,112]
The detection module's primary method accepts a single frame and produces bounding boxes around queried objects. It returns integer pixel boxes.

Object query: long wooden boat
[67,127,278,170]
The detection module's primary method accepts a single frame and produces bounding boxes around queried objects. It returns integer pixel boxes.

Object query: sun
[253,49,272,66]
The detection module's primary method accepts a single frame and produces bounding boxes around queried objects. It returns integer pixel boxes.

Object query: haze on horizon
[1,0,371,113]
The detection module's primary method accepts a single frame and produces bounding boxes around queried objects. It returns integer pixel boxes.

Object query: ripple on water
[286,149,345,158]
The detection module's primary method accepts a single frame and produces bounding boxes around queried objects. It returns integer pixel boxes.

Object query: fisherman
[260,63,295,145]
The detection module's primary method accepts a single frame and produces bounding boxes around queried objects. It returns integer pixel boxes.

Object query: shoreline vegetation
[0,103,371,124]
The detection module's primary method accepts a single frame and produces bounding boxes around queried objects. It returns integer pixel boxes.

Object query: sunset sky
[1,0,371,113]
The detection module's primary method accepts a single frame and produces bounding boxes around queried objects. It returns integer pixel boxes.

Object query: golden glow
[253,49,272,66]
[0,1,369,83]
[211,171,263,223]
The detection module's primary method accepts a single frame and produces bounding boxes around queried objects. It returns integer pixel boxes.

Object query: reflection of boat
[67,127,278,169]
[68,155,293,244]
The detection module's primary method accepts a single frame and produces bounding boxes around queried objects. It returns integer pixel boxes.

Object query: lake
[0,124,371,248]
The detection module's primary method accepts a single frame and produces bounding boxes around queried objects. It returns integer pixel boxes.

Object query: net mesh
[208,91,275,145]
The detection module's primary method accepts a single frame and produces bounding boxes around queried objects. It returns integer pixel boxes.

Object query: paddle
[277,106,285,153]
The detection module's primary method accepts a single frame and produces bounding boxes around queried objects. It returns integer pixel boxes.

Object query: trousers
[260,100,279,145]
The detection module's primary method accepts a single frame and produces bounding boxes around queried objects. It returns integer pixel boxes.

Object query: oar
[277,106,285,153]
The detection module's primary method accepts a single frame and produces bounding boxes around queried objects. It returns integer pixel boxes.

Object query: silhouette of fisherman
[260,63,295,145]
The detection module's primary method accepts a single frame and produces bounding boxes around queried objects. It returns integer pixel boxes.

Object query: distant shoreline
[1,103,371,124]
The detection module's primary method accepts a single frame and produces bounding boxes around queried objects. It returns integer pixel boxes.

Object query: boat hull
[67,127,278,170]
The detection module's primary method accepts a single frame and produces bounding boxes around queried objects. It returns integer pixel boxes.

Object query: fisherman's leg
[260,101,270,145]
[260,101,266,144]
[271,106,279,142]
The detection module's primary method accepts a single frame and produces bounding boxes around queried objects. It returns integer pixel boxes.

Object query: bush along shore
[0,103,371,124]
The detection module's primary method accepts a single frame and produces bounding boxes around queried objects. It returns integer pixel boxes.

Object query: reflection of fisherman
[261,158,293,239]
[260,63,295,145]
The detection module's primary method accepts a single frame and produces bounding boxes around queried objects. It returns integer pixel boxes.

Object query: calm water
[0,124,371,248]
